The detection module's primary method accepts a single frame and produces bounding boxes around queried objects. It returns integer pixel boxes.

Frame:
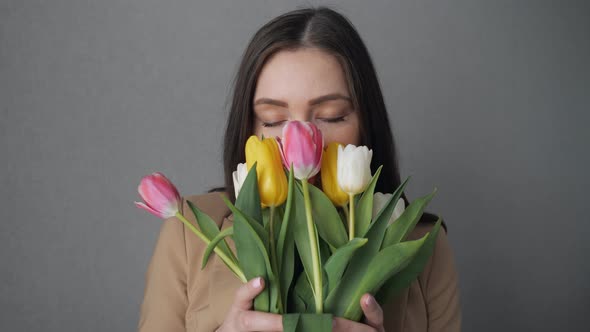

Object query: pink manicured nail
[365,294,375,306]
[253,277,262,288]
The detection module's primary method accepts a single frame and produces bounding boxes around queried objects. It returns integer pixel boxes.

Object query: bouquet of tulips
[135,121,442,331]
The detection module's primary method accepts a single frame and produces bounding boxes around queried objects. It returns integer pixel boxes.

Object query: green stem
[269,206,277,264]
[349,194,355,240]
[175,212,247,283]
[301,179,323,313]
[269,206,284,313]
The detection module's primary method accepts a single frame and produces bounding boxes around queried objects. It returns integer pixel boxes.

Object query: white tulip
[232,163,248,199]
[337,144,373,195]
[372,192,406,225]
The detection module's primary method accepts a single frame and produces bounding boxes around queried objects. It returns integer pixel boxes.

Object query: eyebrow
[253,93,352,107]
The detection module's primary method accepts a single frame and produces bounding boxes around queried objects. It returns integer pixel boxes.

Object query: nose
[289,109,312,123]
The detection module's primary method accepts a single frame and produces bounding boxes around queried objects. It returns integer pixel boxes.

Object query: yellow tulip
[320,142,349,207]
[245,135,288,207]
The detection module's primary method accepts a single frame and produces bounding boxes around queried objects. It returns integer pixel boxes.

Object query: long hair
[214,6,444,229]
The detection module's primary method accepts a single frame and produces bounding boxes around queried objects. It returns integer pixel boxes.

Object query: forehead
[254,48,350,101]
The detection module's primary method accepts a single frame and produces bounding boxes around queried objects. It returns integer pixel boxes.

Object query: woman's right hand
[216,277,283,332]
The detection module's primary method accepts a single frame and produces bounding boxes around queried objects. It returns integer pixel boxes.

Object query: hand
[332,293,385,332]
[216,277,283,332]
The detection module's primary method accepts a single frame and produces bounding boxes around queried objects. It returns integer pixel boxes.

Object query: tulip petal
[321,142,348,206]
[134,201,162,218]
[233,163,248,199]
[389,198,406,225]
[279,121,324,180]
[151,172,181,202]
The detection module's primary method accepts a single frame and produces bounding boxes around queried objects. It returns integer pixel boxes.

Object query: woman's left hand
[332,293,386,332]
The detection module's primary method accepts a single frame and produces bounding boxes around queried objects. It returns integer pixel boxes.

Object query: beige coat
[138,192,462,331]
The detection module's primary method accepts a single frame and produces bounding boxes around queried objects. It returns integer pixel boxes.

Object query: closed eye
[261,120,287,128]
[261,116,347,127]
[318,116,346,123]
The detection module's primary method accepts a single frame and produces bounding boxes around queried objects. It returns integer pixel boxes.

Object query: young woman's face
[253,48,361,147]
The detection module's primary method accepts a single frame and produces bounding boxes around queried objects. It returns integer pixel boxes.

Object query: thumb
[361,293,384,331]
[231,277,265,311]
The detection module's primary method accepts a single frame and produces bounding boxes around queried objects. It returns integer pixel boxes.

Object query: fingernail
[253,277,262,288]
[365,294,375,306]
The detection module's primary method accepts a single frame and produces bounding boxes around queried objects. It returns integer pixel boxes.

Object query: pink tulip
[134,172,181,219]
[277,121,324,180]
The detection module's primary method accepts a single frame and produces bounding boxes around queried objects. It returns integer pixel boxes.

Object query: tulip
[277,120,324,312]
[321,142,348,207]
[134,172,181,219]
[135,172,247,283]
[337,144,373,195]
[337,144,373,240]
[277,121,324,180]
[245,136,288,207]
[245,135,289,311]
[232,163,248,200]
[372,192,406,225]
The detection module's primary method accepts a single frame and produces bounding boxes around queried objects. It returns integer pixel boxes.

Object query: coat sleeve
[137,213,189,332]
[424,229,462,331]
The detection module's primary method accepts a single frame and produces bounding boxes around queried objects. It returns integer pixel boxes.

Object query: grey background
[1,0,588,331]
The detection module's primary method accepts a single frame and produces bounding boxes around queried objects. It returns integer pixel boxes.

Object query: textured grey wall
[1,0,589,331]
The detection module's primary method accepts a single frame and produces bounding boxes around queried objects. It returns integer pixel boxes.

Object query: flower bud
[245,136,288,207]
[134,172,181,219]
[372,192,405,225]
[277,121,323,180]
[337,144,372,195]
[232,163,248,200]
[321,142,348,206]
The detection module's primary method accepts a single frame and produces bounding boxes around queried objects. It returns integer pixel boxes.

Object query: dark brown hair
[213,6,444,230]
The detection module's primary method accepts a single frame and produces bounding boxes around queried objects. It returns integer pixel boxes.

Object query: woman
[138,7,461,332]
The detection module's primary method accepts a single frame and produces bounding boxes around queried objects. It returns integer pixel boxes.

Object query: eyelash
[261,116,346,128]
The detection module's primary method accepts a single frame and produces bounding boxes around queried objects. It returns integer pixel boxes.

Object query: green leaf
[283,313,301,332]
[291,181,328,308]
[382,188,437,248]
[356,165,383,237]
[279,228,295,311]
[221,195,275,312]
[341,235,428,321]
[235,162,262,224]
[338,206,348,229]
[319,238,331,265]
[295,180,348,249]
[377,217,443,304]
[277,167,296,312]
[222,195,269,249]
[324,177,409,314]
[201,226,234,269]
[291,181,317,303]
[324,238,368,294]
[293,292,307,313]
[186,200,235,268]
[283,313,333,332]
[277,167,294,260]
[293,272,315,313]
